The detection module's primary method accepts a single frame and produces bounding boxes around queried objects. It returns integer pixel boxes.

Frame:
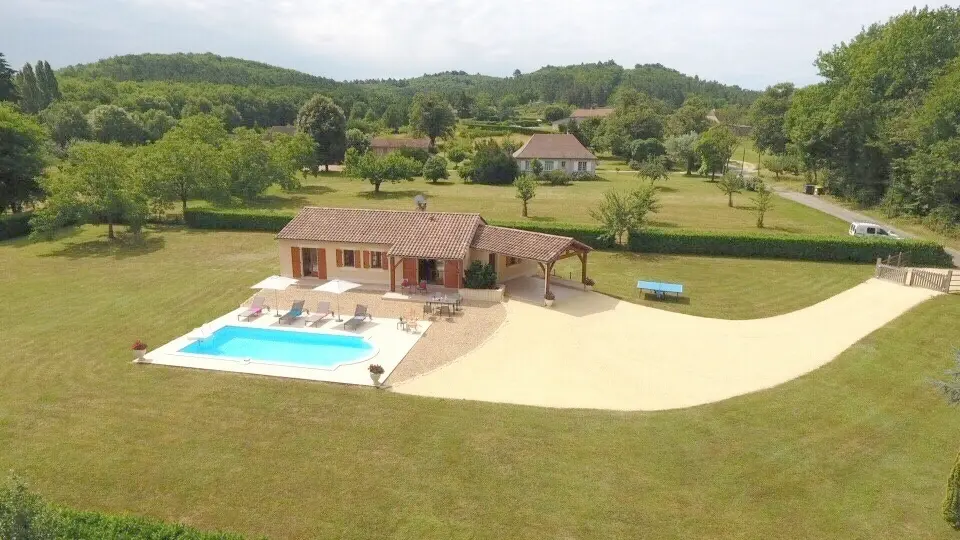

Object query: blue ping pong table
[637,280,684,300]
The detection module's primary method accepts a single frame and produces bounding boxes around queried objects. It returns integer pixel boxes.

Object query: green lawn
[206,171,849,235]
[555,251,874,319]
[732,136,762,167]
[3,227,958,539]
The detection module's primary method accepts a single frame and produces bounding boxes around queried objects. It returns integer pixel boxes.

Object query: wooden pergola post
[544,261,554,296]
[389,255,401,292]
[578,252,587,285]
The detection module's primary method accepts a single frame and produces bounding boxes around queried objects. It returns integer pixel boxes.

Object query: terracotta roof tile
[512,134,597,160]
[470,225,591,262]
[277,207,483,260]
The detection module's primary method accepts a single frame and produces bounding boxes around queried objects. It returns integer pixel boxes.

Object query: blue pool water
[179,326,376,368]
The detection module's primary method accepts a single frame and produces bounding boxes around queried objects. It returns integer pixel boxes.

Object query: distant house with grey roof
[512,134,597,175]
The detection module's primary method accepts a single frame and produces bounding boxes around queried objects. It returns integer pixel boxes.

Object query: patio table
[425,295,459,315]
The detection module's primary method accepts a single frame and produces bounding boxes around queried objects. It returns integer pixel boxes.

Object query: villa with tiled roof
[277,207,591,293]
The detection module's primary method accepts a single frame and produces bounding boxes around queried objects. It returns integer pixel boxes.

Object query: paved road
[774,187,960,267]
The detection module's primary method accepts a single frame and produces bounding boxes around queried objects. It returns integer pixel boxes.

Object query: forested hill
[363,62,758,108]
[58,52,338,88]
[59,53,757,109]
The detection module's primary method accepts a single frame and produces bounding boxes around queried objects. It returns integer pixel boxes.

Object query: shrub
[447,146,468,163]
[184,209,295,232]
[368,364,385,375]
[422,155,449,183]
[543,169,572,186]
[923,205,960,236]
[543,105,568,123]
[627,229,952,265]
[464,260,498,289]
[395,146,430,164]
[0,212,33,240]
[460,139,519,185]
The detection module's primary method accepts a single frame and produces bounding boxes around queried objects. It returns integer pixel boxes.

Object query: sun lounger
[305,301,334,327]
[344,304,372,330]
[237,296,267,321]
[278,300,306,325]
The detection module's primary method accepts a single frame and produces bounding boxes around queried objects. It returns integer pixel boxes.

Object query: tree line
[749,6,960,233]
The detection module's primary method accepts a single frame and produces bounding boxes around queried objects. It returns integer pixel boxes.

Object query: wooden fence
[875,259,955,293]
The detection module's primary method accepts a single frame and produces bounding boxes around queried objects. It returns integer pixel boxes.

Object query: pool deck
[143,307,431,386]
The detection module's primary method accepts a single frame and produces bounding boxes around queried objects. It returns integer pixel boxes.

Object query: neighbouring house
[369,137,431,156]
[277,207,591,296]
[513,134,598,175]
[551,107,614,127]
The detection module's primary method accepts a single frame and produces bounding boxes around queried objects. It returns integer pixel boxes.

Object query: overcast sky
[2,0,925,89]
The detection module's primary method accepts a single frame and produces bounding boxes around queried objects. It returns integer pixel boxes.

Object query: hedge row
[54,509,251,539]
[628,228,953,266]
[184,208,295,232]
[182,209,952,266]
[0,211,33,240]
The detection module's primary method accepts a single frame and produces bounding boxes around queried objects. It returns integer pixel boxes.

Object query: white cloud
[1,0,925,87]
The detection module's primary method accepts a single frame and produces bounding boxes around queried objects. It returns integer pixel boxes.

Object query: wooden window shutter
[382,252,388,270]
[335,249,343,267]
[291,247,302,278]
[362,250,370,268]
[354,250,362,268]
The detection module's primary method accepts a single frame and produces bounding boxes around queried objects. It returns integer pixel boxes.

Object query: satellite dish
[414,194,427,211]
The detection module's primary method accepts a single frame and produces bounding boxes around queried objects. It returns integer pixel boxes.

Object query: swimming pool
[178,326,377,369]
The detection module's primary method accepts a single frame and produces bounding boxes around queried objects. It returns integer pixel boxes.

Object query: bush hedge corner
[184,209,295,232]
[0,211,33,240]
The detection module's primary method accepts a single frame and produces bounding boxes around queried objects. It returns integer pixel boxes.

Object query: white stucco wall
[515,158,596,174]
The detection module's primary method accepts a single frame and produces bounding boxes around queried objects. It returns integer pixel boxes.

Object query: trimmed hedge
[0,211,33,240]
[184,208,295,232]
[181,209,951,266]
[54,509,251,539]
[628,228,953,266]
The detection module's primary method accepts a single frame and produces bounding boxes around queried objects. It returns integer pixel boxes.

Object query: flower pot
[133,349,146,362]
[544,298,554,307]
[369,372,382,386]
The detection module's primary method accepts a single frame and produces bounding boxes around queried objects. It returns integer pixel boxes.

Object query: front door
[403,258,418,284]
[317,248,327,279]
[291,247,302,278]
[488,253,496,271]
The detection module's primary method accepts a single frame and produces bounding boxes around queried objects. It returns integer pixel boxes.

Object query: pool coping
[142,307,431,386]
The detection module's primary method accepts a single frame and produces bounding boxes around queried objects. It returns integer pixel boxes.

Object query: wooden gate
[874,261,908,285]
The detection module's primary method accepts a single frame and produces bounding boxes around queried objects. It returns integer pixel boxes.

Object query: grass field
[208,170,849,235]
[2,227,959,539]
[555,251,874,319]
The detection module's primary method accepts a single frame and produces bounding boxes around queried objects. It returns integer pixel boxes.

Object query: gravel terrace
[243,286,506,384]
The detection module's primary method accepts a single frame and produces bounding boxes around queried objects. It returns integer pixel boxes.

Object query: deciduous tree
[223,128,287,200]
[140,122,228,215]
[88,105,145,145]
[409,92,456,148]
[422,155,449,183]
[32,142,146,239]
[752,181,774,227]
[590,184,660,244]
[514,174,537,217]
[716,171,744,207]
[530,158,543,178]
[296,94,346,171]
[343,147,421,193]
[696,124,737,179]
[15,63,42,113]
[270,132,317,190]
[40,102,91,148]
[382,104,405,133]
[634,158,668,184]
[665,132,700,175]
[749,82,794,155]
[0,104,47,212]
[346,128,370,154]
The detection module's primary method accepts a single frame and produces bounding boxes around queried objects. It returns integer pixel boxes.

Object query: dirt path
[392,277,939,411]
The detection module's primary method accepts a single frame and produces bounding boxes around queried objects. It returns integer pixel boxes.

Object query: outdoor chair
[278,300,306,325]
[416,280,428,293]
[401,278,412,293]
[304,301,334,327]
[237,296,267,321]
[344,304,372,330]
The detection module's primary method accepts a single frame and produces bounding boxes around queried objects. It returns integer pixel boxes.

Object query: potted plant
[544,290,555,307]
[583,277,595,291]
[132,340,148,362]
[368,364,385,386]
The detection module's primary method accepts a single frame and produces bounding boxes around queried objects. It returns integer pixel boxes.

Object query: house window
[577,161,587,172]
[560,161,566,169]
[543,160,554,171]
[506,256,522,267]
[343,250,357,267]
[370,251,384,269]
[521,160,529,171]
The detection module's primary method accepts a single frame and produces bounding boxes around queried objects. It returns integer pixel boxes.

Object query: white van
[848,222,900,239]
